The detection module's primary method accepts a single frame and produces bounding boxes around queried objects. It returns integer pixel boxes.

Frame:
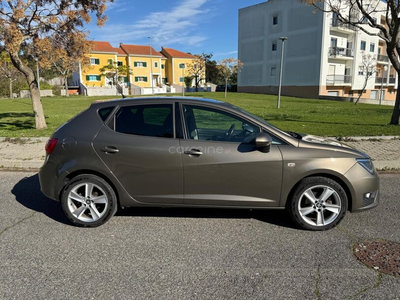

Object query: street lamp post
[182,65,185,96]
[148,37,154,95]
[379,65,388,105]
[277,37,288,109]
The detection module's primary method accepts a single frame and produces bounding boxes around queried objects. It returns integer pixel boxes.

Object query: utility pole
[148,37,154,95]
[277,37,288,109]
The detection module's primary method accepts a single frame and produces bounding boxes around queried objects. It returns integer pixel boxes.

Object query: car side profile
[39,97,379,230]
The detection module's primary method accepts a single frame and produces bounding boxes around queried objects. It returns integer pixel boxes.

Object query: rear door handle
[100,146,119,154]
[184,149,203,156]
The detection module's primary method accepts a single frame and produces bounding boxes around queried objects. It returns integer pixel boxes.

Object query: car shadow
[116,207,298,229]
[12,174,298,229]
[12,174,70,225]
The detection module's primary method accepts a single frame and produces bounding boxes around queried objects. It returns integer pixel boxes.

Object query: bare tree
[300,0,400,124]
[218,58,243,98]
[0,51,20,98]
[355,53,377,105]
[36,32,92,97]
[100,59,132,98]
[186,53,211,92]
[0,0,111,129]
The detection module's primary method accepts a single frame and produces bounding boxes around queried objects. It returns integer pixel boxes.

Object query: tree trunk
[64,75,69,97]
[9,51,47,129]
[224,78,228,98]
[390,79,400,125]
[9,78,13,99]
[355,79,368,105]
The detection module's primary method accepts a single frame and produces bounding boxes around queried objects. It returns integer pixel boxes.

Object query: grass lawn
[0,92,399,137]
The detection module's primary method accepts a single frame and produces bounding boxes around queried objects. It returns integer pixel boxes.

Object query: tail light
[45,138,58,154]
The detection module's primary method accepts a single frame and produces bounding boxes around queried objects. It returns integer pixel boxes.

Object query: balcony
[377,54,389,63]
[375,77,396,85]
[327,74,352,85]
[331,20,358,32]
[328,47,354,59]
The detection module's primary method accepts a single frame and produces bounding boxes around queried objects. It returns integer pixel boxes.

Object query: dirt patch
[353,240,400,277]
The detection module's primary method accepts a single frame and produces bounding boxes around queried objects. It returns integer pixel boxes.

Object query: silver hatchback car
[39,97,379,230]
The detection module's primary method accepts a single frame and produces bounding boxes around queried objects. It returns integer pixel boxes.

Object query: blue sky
[87,0,263,60]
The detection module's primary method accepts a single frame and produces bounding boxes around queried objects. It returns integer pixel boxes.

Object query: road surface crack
[0,212,36,238]
[346,272,382,300]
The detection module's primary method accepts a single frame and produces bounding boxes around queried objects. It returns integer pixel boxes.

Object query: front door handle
[100,146,119,154]
[184,149,203,156]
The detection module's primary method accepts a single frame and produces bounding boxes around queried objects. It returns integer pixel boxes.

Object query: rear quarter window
[98,107,115,122]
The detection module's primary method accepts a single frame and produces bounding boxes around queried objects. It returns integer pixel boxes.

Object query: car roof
[91,96,226,109]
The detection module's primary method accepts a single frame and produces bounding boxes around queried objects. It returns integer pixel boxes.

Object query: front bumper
[344,163,380,212]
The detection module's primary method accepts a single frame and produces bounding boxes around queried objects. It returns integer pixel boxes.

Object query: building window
[271,67,277,76]
[358,66,364,76]
[179,77,184,83]
[86,75,101,81]
[117,61,123,66]
[134,61,147,67]
[90,58,100,65]
[161,64,165,69]
[272,42,277,51]
[370,43,375,52]
[135,76,148,82]
[179,63,185,69]
[273,16,278,25]
[360,41,366,51]
[155,62,158,68]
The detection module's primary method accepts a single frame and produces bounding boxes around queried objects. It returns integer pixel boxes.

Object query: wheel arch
[59,169,120,206]
[285,173,354,212]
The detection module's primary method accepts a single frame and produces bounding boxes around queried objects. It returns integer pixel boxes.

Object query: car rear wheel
[287,177,348,231]
[61,174,118,227]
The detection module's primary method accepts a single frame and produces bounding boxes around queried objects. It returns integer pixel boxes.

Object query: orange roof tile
[113,47,126,55]
[161,47,195,58]
[90,41,118,53]
[120,44,163,57]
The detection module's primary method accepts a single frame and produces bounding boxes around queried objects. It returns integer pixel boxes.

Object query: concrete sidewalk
[0,136,399,170]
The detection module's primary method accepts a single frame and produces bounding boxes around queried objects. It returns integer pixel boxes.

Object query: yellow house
[76,41,202,94]
[120,44,166,88]
[82,41,124,87]
[160,47,197,86]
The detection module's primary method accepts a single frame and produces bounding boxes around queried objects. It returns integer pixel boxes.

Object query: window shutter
[95,59,100,65]
[144,77,148,82]
[86,75,90,81]
[134,62,138,67]
[143,62,147,67]
[97,75,101,81]
[135,76,139,82]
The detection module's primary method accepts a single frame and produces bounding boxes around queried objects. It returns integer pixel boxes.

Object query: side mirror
[255,132,272,153]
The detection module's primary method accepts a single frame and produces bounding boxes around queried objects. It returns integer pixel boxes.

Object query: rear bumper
[344,163,379,212]
[39,156,60,201]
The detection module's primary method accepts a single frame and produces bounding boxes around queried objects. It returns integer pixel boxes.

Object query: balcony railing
[375,77,396,84]
[375,77,387,83]
[326,75,352,85]
[331,20,358,31]
[329,47,354,58]
[377,54,389,62]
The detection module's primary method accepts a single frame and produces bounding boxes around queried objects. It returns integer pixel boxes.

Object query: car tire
[287,177,348,231]
[61,174,118,227]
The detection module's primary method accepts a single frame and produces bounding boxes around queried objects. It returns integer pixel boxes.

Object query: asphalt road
[0,172,399,300]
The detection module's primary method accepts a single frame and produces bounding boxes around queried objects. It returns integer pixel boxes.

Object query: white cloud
[92,0,210,48]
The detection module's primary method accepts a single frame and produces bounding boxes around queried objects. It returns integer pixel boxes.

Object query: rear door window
[114,104,174,138]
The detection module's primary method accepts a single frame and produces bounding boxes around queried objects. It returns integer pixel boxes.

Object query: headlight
[357,158,375,175]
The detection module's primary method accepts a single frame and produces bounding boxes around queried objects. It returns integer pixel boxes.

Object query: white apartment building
[238,0,397,103]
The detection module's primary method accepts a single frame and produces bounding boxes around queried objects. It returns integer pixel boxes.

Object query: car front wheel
[287,177,348,231]
[61,174,118,227]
